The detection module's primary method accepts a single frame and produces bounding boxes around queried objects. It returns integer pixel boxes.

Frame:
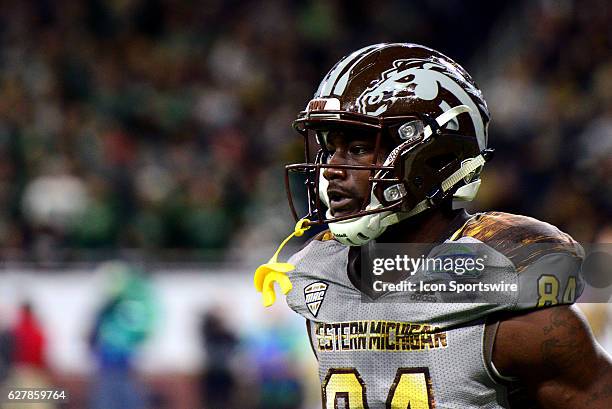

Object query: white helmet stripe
[331,44,387,96]
[317,44,384,97]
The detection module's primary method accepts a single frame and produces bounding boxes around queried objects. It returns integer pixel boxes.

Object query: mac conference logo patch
[304,281,328,317]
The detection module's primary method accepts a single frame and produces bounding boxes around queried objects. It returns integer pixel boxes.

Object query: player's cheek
[353,170,373,204]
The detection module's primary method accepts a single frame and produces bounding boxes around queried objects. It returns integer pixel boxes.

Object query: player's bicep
[532,307,612,408]
[494,305,612,409]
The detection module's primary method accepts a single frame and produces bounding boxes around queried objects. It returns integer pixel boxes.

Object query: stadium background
[0,1,610,408]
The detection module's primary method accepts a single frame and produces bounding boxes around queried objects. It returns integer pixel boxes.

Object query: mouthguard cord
[253,219,311,307]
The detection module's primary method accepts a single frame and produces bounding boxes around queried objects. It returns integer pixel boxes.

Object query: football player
[255,43,612,408]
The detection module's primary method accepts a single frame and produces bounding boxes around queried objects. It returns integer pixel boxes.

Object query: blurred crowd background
[0,0,610,408]
[0,0,609,263]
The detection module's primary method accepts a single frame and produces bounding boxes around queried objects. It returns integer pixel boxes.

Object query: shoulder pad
[454,212,583,272]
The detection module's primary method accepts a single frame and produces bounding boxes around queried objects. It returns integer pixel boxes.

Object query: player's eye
[349,144,371,156]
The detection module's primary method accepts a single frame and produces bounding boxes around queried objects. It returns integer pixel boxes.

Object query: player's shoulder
[452,211,583,271]
[455,211,577,245]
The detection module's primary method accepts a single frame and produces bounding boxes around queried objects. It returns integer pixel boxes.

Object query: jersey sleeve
[514,250,584,308]
[455,212,585,309]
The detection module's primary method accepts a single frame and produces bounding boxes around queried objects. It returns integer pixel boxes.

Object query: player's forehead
[316,126,378,146]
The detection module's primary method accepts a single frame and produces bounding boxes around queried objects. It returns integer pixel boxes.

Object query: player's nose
[323,153,347,181]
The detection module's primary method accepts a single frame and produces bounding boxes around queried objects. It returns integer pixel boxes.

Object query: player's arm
[494,305,612,408]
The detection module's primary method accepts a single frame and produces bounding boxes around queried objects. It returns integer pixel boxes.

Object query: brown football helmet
[286,43,493,246]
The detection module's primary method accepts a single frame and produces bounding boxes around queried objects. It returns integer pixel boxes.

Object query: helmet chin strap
[379,155,485,228]
[319,105,484,246]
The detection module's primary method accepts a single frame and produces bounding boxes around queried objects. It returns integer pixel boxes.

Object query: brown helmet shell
[307,43,490,150]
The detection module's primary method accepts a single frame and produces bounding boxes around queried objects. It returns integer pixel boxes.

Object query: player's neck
[377,206,469,244]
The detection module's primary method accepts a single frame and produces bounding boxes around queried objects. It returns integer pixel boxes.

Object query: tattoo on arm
[540,307,587,372]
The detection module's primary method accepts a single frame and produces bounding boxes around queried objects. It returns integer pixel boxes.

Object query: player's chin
[329,201,362,219]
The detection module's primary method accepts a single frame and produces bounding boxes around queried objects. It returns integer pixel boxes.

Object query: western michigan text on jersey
[314,320,448,352]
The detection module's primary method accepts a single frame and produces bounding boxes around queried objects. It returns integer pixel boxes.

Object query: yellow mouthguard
[254,219,311,307]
